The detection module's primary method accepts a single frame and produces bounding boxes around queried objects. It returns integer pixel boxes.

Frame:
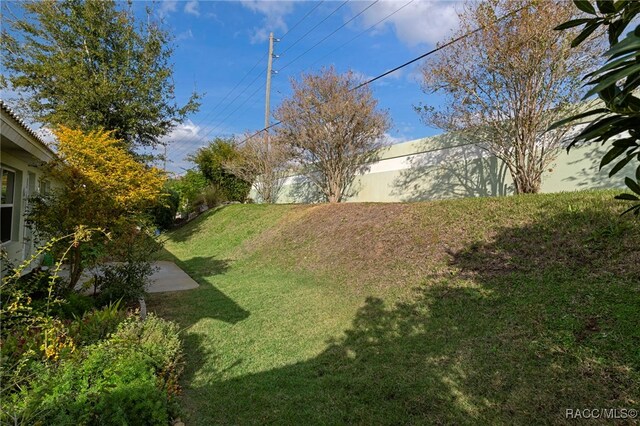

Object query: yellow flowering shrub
[51,126,165,212]
[28,127,167,289]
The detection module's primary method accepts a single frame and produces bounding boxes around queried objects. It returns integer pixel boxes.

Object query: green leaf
[625,177,640,195]
[613,0,627,12]
[608,19,627,44]
[612,137,637,148]
[608,153,634,176]
[636,164,640,181]
[574,0,596,14]
[571,22,600,47]
[555,18,593,30]
[615,193,640,201]
[622,73,640,93]
[576,115,629,142]
[600,145,627,169]
[605,32,640,57]
[585,63,640,98]
[596,0,616,13]
[619,202,640,216]
[590,56,635,75]
[547,108,608,131]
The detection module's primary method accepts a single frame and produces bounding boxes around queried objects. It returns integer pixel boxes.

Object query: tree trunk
[513,170,541,194]
[67,245,83,292]
[327,193,340,203]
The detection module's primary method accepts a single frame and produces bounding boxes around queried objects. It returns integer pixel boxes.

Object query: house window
[1,167,16,243]
[39,179,50,195]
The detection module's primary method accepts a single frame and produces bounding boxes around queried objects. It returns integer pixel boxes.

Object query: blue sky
[2,0,464,173]
[147,0,463,172]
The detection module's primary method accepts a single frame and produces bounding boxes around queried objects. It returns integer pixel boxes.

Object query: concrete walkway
[147,261,199,293]
[66,261,199,294]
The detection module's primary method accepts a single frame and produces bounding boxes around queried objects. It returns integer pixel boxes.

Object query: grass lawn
[148,191,640,424]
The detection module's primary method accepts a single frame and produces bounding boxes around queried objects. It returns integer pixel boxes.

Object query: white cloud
[158,0,178,18]
[351,67,404,88]
[350,70,374,83]
[240,0,296,44]
[354,0,460,47]
[161,120,240,173]
[382,132,406,145]
[184,0,200,17]
[159,121,205,173]
[176,29,194,42]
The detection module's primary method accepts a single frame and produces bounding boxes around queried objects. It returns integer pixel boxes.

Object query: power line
[205,82,267,140]
[305,0,415,72]
[200,0,378,145]
[268,0,415,124]
[194,52,267,131]
[200,0,326,130]
[240,2,531,145]
[277,0,380,74]
[279,0,349,56]
[279,1,326,40]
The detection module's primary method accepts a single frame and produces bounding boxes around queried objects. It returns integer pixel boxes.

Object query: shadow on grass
[149,250,250,325]
[180,201,640,424]
[168,205,229,243]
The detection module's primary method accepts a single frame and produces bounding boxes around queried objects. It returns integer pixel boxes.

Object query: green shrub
[69,300,128,346]
[94,261,154,306]
[111,313,183,392]
[12,344,169,425]
[94,227,159,306]
[188,138,252,202]
[193,184,226,211]
[4,315,183,425]
[168,169,208,215]
[151,187,180,230]
[54,291,96,319]
[12,268,63,300]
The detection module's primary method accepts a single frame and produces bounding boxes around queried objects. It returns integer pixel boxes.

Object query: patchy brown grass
[241,191,640,292]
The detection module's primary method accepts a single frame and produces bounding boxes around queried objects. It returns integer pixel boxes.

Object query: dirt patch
[242,201,501,291]
[236,193,640,292]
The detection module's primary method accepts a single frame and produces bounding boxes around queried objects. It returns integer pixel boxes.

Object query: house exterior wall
[263,133,633,204]
[0,151,50,265]
[1,102,55,269]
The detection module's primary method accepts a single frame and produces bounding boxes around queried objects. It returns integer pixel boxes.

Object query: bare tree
[224,134,291,203]
[417,0,600,194]
[275,67,391,203]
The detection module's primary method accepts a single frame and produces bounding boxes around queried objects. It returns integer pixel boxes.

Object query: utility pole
[264,32,278,134]
[163,144,167,172]
[265,32,274,131]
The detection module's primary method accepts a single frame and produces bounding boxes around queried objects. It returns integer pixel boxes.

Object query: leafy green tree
[553,1,640,214]
[1,0,200,152]
[188,138,252,202]
[150,187,180,231]
[167,170,208,215]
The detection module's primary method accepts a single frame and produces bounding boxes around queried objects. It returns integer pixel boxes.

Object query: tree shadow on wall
[392,141,510,202]
[287,175,365,204]
[560,141,628,190]
[181,202,639,425]
[287,175,325,204]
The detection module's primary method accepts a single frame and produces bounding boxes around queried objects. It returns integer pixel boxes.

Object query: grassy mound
[149,191,640,424]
